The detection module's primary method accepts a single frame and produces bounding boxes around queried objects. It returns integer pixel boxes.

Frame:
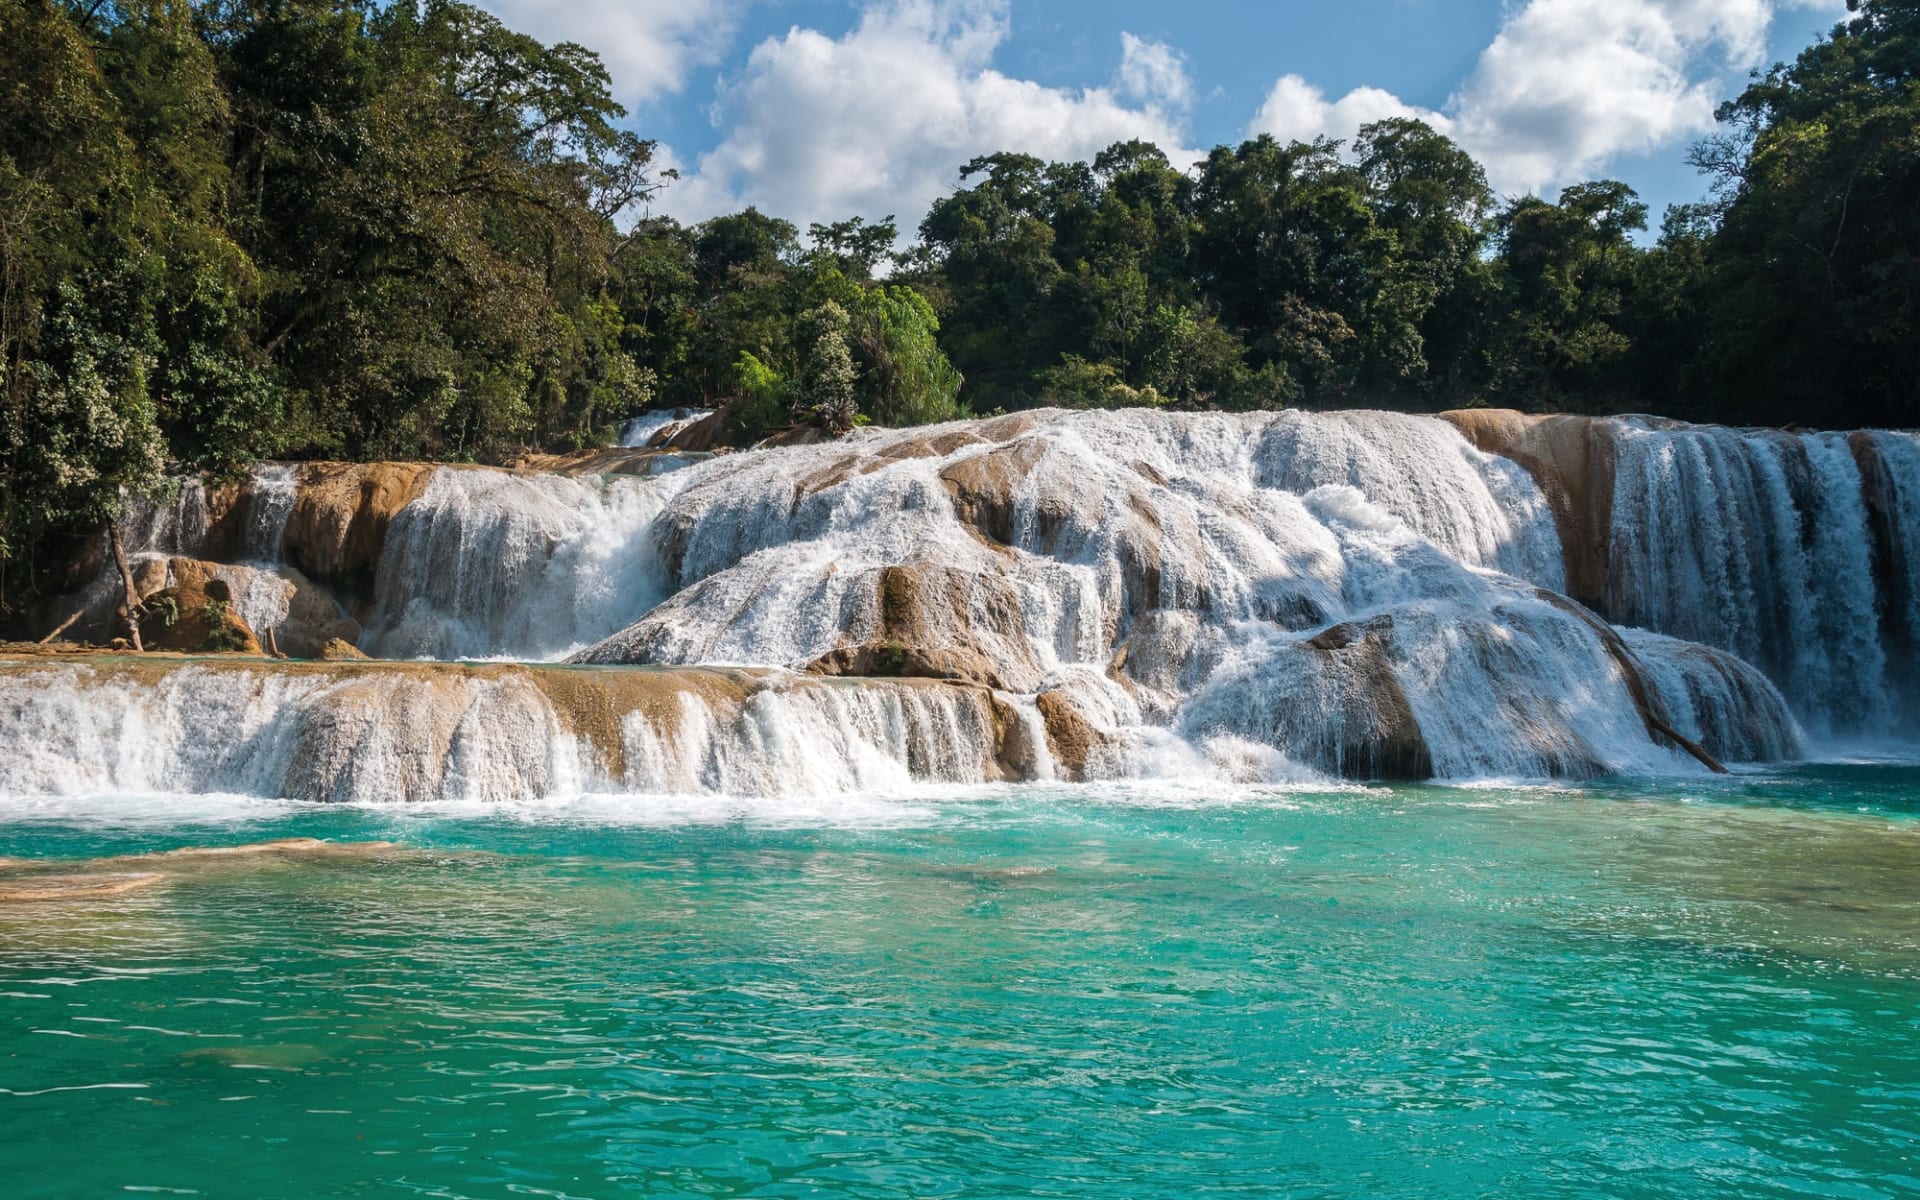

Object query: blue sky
[478,0,1848,237]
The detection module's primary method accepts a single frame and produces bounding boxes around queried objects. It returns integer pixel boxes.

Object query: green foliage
[796,301,858,434]
[198,596,249,652]
[1038,356,1166,409]
[2,0,1914,620]
[849,287,963,427]
[1482,181,1648,406]
[727,350,787,442]
[1678,0,1919,425]
[0,0,671,614]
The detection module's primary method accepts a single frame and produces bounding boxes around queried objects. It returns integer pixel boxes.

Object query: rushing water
[1606,423,1920,738]
[85,410,1918,779]
[2,770,1918,1199]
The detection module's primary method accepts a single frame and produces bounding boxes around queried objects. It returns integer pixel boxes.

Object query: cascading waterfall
[0,662,1015,803]
[241,463,299,562]
[1605,421,1916,738]
[571,409,1798,781]
[359,467,690,660]
[120,475,218,559]
[618,408,713,448]
[16,406,1905,802]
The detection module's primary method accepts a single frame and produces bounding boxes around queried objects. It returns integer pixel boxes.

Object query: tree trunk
[106,518,144,653]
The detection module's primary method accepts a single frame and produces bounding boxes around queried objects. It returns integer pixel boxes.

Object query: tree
[1,0,175,621]
[1484,181,1648,407]
[796,301,857,433]
[849,287,963,427]
[1684,0,1919,426]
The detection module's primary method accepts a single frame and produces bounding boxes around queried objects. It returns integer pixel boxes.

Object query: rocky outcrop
[137,573,263,655]
[282,462,433,596]
[1034,687,1109,781]
[1618,628,1801,765]
[1439,409,1617,608]
[507,447,712,478]
[1291,618,1434,781]
[38,556,359,659]
[804,563,1044,692]
[659,407,730,451]
[1531,590,1734,772]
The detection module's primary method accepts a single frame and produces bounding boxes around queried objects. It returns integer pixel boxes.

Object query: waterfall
[619,677,1007,796]
[1605,420,1914,738]
[120,477,217,559]
[241,463,298,562]
[618,408,713,448]
[359,467,691,661]
[0,662,1013,803]
[573,409,1790,781]
[17,407,1900,801]
[1254,409,1565,588]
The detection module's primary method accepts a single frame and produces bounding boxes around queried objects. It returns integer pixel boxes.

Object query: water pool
[2,767,1917,1198]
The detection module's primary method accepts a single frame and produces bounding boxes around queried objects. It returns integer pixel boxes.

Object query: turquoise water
[3,768,1919,1199]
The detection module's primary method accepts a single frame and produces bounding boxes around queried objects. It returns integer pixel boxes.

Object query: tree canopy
[2,0,1915,617]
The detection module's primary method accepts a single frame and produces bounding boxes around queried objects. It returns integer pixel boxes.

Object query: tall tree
[1687,0,1919,426]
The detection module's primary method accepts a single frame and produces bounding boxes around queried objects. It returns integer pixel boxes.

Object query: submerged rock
[0,839,405,903]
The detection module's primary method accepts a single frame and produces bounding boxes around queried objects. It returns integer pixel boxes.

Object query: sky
[476,0,1850,238]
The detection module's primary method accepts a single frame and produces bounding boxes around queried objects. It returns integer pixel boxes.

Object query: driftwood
[36,607,82,645]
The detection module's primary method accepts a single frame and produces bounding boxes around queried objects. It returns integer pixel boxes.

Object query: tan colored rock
[508,447,705,477]
[1035,688,1109,782]
[938,439,1051,548]
[263,566,363,659]
[660,407,730,451]
[1296,618,1434,781]
[317,637,369,661]
[804,563,1044,692]
[139,574,263,655]
[759,425,833,449]
[283,462,433,589]
[1439,409,1617,608]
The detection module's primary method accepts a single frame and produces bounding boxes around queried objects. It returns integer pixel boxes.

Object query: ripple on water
[0,772,1918,1198]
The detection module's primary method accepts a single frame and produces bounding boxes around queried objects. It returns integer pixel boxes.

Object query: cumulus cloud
[1118,33,1193,113]
[665,0,1195,231]
[1249,75,1450,148]
[1248,0,1845,196]
[477,0,742,107]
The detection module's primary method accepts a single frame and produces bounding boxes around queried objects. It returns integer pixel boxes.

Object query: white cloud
[1248,0,1844,196]
[1118,33,1193,113]
[477,0,741,108]
[1249,75,1450,148]
[665,0,1196,231]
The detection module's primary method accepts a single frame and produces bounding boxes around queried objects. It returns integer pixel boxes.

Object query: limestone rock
[1439,409,1617,607]
[283,462,433,593]
[317,638,369,661]
[1035,687,1109,782]
[803,564,1043,692]
[139,575,263,655]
